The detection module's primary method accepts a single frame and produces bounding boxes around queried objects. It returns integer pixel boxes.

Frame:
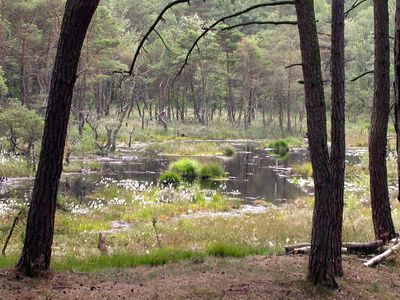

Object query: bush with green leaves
[169,159,199,183]
[158,171,182,188]
[0,104,44,161]
[198,162,226,181]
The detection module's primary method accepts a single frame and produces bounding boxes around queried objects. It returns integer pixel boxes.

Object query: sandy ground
[1,255,399,299]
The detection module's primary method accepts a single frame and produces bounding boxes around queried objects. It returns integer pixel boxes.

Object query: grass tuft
[207,242,267,258]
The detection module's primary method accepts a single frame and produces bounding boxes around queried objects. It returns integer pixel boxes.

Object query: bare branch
[221,20,297,31]
[345,0,368,18]
[285,63,302,69]
[173,0,295,83]
[127,0,191,76]
[350,70,373,82]
[318,31,331,38]
[154,29,171,52]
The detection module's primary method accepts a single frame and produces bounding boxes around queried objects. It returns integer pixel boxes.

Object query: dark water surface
[0,142,364,208]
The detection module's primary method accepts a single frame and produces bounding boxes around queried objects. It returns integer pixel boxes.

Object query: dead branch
[173,0,295,83]
[351,70,374,82]
[221,20,297,31]
[152,218,162,248]
[285,63,302,69]
[2,210,23,256]
[154,29,171,51]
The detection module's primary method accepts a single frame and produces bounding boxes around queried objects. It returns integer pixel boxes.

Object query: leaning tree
[369,0,396,242]
[17,0,100,276]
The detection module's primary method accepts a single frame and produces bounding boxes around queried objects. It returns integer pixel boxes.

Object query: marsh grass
[291,162,313,178]
[1,196,399,272]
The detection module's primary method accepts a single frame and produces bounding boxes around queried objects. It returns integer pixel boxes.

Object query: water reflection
[1,142,363,207]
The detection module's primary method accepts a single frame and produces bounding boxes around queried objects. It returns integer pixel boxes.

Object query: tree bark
[330,0,345,277]
[17,0,99,277]
[369,0,396,241]
[395,0,400,203]
[295,0,338,288]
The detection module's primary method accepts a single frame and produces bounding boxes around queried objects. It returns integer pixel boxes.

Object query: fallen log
[344,241,384,254]
[364,241,400,267]
[285,243,311,253]
[292,246,348,254]
[285,241,384,254]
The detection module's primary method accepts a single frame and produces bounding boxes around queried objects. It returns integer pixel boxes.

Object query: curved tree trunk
[295,0,338,288]
[17,0,99,276]
[330,0,345,277]
[369,0,396,241]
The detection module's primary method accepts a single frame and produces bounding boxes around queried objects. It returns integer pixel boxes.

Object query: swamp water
[0,142,364,214]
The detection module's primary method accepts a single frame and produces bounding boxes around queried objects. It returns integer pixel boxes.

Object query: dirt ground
[1,255,399,299]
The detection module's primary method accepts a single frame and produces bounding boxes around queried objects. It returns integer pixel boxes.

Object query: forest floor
[1,255,399,299]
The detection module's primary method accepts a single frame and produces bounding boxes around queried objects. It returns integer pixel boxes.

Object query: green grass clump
[268,140,289,160]
[198,163,226,181]
[222,145,236,157]
[292,162,313,178]
[169,159,199,183]
[0,254,18,269]
[207,242,267,258]
[52,247,204,272]
[159,171,182,188]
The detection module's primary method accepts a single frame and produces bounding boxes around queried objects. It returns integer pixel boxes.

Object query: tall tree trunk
[19,37,28,106]
[295,0,338,288]
[369,0,396,241]
[330,0,345,277]
[395,0,400,203]
[17,0,99,277]
[287,37,293,133]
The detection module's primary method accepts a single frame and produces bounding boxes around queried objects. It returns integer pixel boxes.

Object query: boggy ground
[1,255,399,300]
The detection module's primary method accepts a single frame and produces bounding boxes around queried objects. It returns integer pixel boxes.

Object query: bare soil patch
[1,255,399,299]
